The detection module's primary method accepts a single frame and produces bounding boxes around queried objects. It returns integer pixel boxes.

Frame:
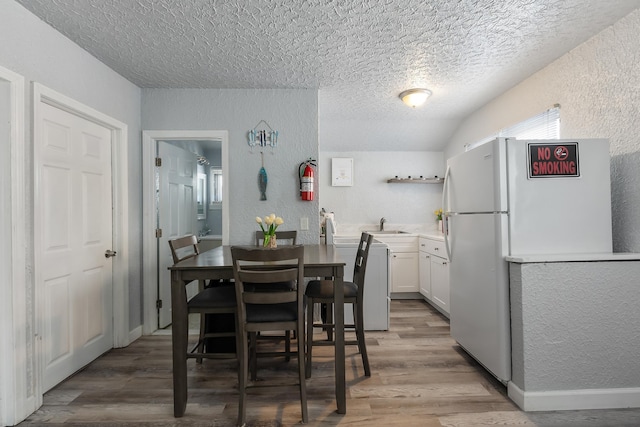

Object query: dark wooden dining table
[169,244,347,417]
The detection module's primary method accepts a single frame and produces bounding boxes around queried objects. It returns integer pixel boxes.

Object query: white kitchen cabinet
[419,236,450,316]
[373,235,419,296]
[418,249,431,299]
[430,255,449,314]
[390,251,419,293]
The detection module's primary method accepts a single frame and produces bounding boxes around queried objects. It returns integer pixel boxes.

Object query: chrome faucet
[380,217,386,231]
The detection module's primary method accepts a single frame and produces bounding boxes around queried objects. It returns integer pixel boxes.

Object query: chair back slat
[255,230,297,246]
[234,245,302,262]
[168,234,200,264]
[238,267,298,284]
[244,291,297,305]
[352,232,374,295]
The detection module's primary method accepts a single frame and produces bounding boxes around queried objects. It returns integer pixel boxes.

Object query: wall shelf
[387,177,444,184]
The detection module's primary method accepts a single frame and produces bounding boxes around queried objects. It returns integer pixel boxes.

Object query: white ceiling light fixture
[399,88,432,108]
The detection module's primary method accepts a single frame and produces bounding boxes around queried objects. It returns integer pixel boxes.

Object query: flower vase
[264,233,277,248]
[438,220,443,234]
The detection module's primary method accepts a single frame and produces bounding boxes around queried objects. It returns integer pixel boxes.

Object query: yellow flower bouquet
[256,213,284,247]
[434,208,443,221]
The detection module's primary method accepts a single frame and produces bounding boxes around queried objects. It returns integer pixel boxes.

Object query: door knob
[104,250,117,258]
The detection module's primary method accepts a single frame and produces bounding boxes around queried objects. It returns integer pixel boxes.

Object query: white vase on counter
[438,220,443,233]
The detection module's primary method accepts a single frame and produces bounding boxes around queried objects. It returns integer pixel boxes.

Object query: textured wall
[445,8,640,253]
[142,88,319,244]
[0,0,142,331]
[319,151,444,229]
[510,261,640,391]
[0,0,142,422]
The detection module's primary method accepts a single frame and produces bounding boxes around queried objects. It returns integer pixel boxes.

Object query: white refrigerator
[442,137,612,383]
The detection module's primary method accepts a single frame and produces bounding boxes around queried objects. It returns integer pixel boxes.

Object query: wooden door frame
[32,83,130,402]
[141,130,229,335]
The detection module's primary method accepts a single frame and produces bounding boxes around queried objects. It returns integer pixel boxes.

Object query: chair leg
[325,303,334,341]
[297,317,308,423]
[285,330,291,362]
[196,313,206,364]
[237,329,249,427]
[305,300,314,378]
[249,332,258,381]
[354,300,371,376]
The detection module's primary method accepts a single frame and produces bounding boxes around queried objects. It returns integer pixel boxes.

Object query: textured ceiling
[15,0,640,150]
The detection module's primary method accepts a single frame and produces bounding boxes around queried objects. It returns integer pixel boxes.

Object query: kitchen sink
[368,230,409,234]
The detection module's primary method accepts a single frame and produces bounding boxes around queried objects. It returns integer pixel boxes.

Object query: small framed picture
[331,157,353,186]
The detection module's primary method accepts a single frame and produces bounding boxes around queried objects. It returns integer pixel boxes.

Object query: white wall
[319,151,444,230]
[0,0,143,329]
[445,8,640,253]
[142,88,319,244]
[510,260,640,409]
[0,0,142,423]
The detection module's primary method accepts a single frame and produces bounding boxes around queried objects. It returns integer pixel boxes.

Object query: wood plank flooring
[19,300,640,426]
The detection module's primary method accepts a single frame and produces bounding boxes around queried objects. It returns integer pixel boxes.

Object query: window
[209,167,223,208]
[466,105,560,151]
[196,172,207,219]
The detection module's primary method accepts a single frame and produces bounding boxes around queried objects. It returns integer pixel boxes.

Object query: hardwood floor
[19,300,640,426]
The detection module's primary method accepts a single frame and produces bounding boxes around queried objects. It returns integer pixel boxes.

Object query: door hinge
[156,228,163,238]
[155,157,162,167]
[156,299,163,309]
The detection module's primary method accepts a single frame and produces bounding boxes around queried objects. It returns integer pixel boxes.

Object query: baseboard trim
[127,325,143,345]
[390,292,422,300]
[508,382,640,411]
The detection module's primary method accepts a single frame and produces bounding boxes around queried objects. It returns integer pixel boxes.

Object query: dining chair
[254,229,297,246]
[305,232,374,378]
[253,229,298,364]
[231,245,308,426]
[168,235,238,363]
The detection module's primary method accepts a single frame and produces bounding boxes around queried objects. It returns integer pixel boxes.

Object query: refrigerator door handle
[443,165,452,261]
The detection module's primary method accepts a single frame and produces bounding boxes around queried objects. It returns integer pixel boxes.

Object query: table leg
[171,270,188,417]
[333,265,346,413]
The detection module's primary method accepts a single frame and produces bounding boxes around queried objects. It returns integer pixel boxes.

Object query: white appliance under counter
[330,237,390,331]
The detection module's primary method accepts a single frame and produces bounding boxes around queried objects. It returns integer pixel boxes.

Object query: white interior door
[157,141,197,328]
[36,102,114,392]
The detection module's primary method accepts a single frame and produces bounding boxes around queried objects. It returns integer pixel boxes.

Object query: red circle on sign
[554,146,569,161]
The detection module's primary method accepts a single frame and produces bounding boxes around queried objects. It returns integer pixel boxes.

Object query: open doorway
[141,130,229,334]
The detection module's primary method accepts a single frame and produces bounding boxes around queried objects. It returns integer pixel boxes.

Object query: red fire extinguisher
[299,159,316,201]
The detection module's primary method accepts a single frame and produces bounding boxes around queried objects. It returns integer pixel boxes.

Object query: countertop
[332,230,445,242]
[419,232,445,241]
[506,252,640,263]
[199,234,222,240]
[329,222,444,241]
